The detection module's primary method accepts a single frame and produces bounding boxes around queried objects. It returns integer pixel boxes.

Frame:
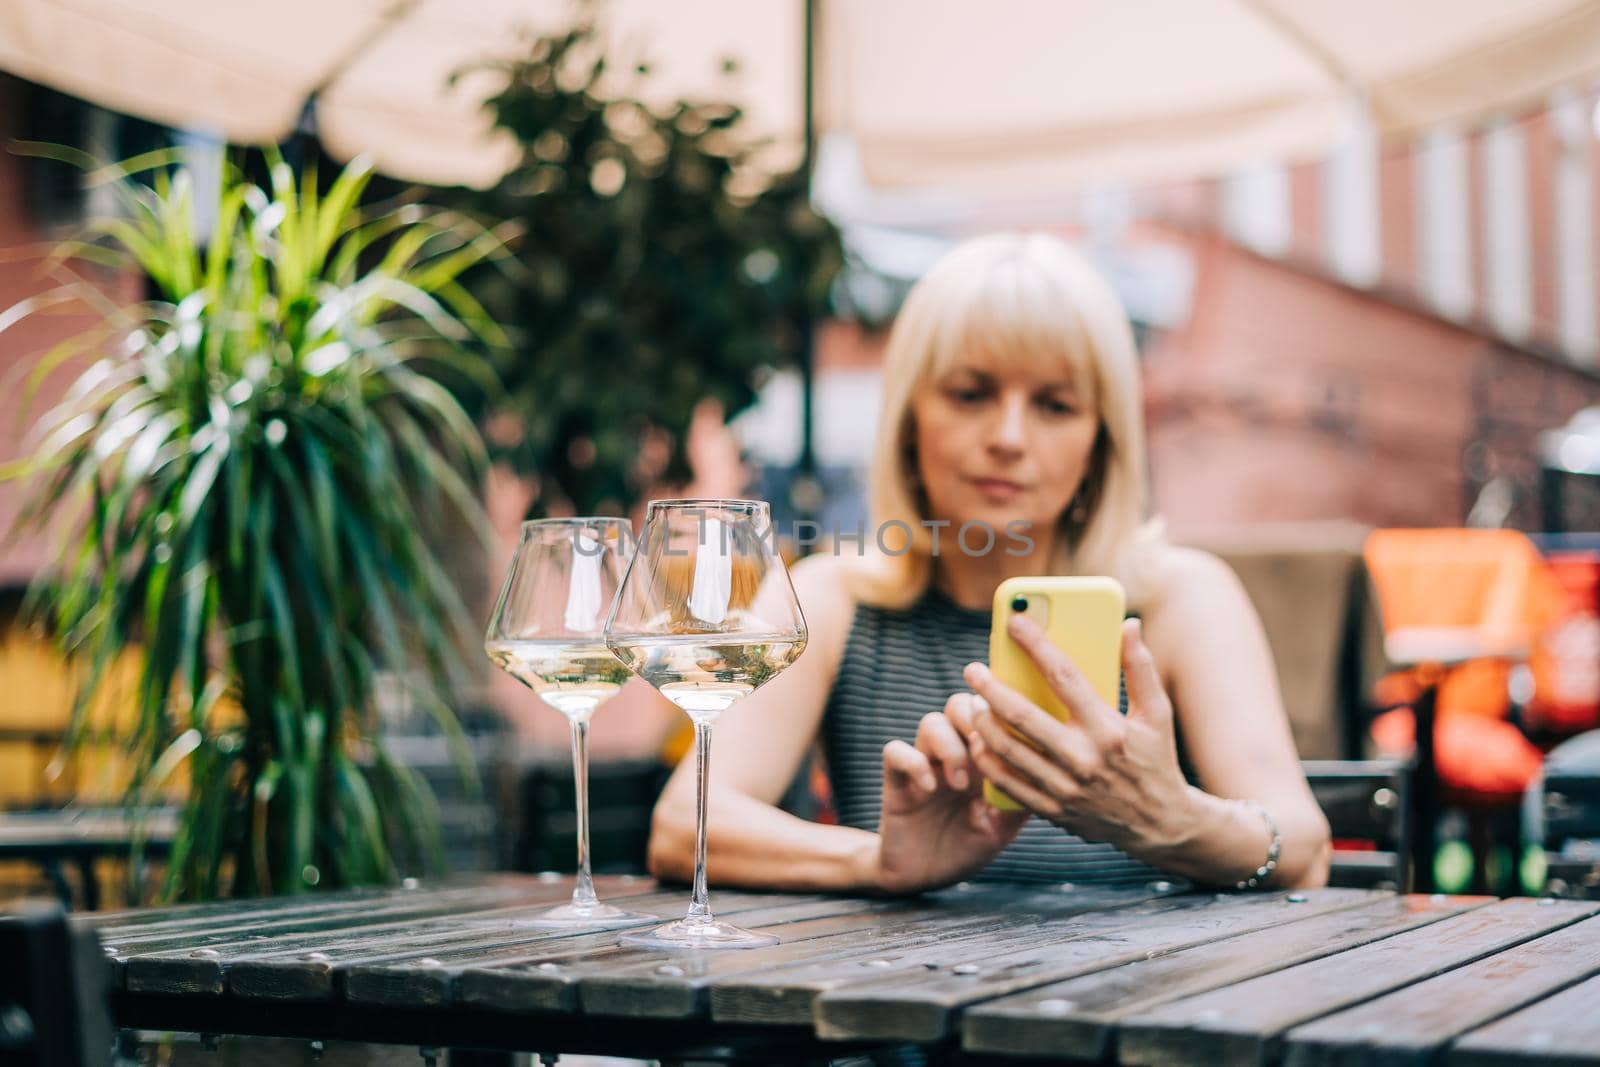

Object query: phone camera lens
[1011,596,1028,613]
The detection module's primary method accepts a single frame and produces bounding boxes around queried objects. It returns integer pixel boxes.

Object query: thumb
[969,794,1029,840]
[1122,618,1174,732]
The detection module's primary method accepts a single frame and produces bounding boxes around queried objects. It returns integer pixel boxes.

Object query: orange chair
[1363,529,1569,892]
[1526,543,1600,736]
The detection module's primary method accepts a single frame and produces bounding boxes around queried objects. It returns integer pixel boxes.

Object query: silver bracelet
[1234,800,1281,890]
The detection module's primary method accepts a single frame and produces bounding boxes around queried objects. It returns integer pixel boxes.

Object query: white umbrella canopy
[0,0,802,188]
[2,0,1598,190]
[828,0,1600,189]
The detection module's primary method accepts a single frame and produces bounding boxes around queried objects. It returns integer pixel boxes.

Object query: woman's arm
[1143,548,1332,888]
[651,782,884,890]
[950,548,1331,889]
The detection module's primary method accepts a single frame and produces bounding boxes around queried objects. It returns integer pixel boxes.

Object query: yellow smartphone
[983,575,1126,811]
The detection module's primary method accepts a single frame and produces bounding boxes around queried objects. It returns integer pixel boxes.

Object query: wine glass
[604,498,807,949]
[485,518,651,926]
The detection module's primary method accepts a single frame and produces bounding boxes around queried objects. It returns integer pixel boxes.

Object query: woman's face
[909,356,1100,546]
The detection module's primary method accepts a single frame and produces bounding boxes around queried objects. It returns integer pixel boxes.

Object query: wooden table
[83,874,1600,1065]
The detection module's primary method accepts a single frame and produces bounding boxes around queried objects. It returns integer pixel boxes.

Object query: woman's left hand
[961,615,1201,854]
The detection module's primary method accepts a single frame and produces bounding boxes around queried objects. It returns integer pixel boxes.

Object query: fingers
[1003,613,1124,743]
[944,691,979,737]
[917,701,974,791]
[968,729,1063,820]
[969,702,1086,814]
[1121,618,1174,731]
[882,739,936,798]
[963,660,1096,770]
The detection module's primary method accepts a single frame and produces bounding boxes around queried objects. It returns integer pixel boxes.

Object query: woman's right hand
[870,693,1028,894]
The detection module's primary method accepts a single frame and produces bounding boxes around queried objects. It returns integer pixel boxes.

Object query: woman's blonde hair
[849,232,1160,610]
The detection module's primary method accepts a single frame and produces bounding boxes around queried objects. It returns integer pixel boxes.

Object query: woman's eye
[948,386,988,405]
[1038,397,1076,415]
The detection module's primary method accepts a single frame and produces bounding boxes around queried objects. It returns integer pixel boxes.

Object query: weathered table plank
[1117,898,1600,1067]
[89,886,399,933]
[98,877,583,960]
[120,879,603,995]
[811,888,1375,1043]
[1448,971,1600,1067]
[1281,913,1600,1067]
[961,892,1487,1061]
[87,872,543,934]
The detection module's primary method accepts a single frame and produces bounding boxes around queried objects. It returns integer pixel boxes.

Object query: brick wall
[1142,225,1600,539]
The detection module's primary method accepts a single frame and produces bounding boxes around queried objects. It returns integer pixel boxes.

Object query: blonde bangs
[922,253,1101,408]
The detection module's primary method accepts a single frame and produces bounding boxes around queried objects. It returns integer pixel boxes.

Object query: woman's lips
[968,476,1027,502]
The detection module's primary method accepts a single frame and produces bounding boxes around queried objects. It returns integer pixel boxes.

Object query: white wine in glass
[606,632,806,720]
[484,518,651,927]
[605,499,807,949]
[485,639,633,718]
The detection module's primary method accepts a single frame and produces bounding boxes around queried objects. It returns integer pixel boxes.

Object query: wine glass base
[515,901,654,928]
[618,917,778,950]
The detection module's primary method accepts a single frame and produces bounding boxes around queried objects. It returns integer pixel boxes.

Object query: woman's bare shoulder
[788,552,861,654]
[790,550,856,599]
[1137,545,1251,631]
[1146,544,1240,595]
[1134,546,1261,696]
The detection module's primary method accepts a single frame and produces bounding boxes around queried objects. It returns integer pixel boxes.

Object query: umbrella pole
[288,97,320,176]
[791,0,822,528]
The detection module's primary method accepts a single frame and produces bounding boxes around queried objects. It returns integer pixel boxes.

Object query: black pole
[789,0,822,528]
[286,95,320,175]
[1409,678,1439,893]
[1539,465,1564,534]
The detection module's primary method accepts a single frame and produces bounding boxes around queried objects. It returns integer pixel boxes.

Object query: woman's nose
[988,396,1028,452]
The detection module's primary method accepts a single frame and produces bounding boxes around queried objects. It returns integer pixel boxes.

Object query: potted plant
[2,148,510,901]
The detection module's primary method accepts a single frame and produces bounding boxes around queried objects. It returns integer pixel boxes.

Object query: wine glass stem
[569,713,598,910]
[688,720,714,925]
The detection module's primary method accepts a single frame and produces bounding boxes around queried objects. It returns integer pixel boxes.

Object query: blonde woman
[648,233,1332,892]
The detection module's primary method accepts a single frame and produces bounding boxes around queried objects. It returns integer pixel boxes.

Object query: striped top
[820,586,1168,886]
